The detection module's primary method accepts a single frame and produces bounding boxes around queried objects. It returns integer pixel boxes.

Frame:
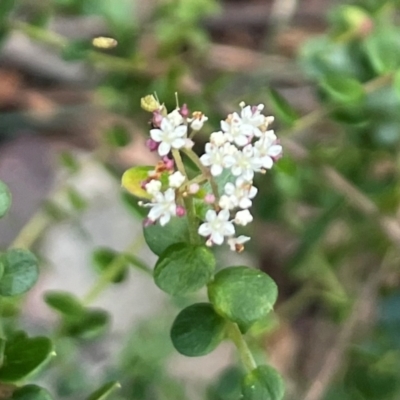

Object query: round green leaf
[0,335,54,382]
[154,243,215,296]
[242,365,285,400]
[171,303,226,356]
[143,216,190,256]
[121,166,154,199]
[12,385,54,400]
[86,381,121,400]
[320,74,365,104]
[0,180,11,218]
[0,249,39,297]
[364,29,400,74]
[208,266,278,332]
[44,291,85,317]
[91,247,128,283]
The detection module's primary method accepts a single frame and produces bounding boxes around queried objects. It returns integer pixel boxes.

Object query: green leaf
[267,89,299,126]
[170,303,226,356]
[59,151,80,174]
[44,291,85,317]
[143,216,191,256]
[91,247,128,283]
[67,188,88,211]
[154,243,215,296]
[0,336,54,382]
[242,365,285,400]
[86,381,121,400]
[12,385,54,400]
[320,74,365,104]
[121,166,154,199]
[208,266,278,332]
[104,125,130,148]
[364,29,400,74]
[0,180,11,218]
[0,249,39,297]
[65,309,110,339]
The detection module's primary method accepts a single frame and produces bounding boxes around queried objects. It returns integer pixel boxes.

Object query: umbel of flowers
[124,95,282,253]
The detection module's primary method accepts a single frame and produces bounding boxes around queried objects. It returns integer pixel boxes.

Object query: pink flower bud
[204,194,215,204]
[146,138,159,152]
[162,157,175,170]
[143,217,155,227]
[152,110,163,127]
[176,205,186,217]
[189,183,200,194]
[180,104,189,118]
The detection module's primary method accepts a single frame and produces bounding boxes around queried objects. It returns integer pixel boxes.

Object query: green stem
[172,149,200,244]
[227,322,257,372]
[182,148,220,201]
[83,236,148,305]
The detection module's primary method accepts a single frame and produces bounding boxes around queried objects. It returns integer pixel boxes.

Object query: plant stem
[227,322,257,372]
[182,148,220,201]
[172,149,200,244]
[82,235,148,305]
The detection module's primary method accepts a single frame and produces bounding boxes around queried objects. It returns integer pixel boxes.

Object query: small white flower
[168,171,186,188]
[189,112,208,131]
[210,131,229,146]
[200,142,237,177]
[221,113,250,147]
[254,130,282,169]
[146,188,177,226]
[167,109,184,127]
[198,209,235,245]
[239,104,265,137]
[150,117,187,156]
[227,235,251,252]
[145,180,162,196]
[226,144,263,180]
[219,177,258,210]
[234,209,253,226]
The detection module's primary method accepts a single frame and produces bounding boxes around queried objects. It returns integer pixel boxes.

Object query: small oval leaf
[154,243,215,296]
[143,216,191,256]
[0,335,54,382]
[0,180,11,218]
[91,247,128,283]
[267,88,299,126]
[12,384,54,400]
[65,309,110,339]
[171,303,226,356]
[44,291,85,317]
[208,266,278,332]
[0,249,39,297]
[242,365,285,400]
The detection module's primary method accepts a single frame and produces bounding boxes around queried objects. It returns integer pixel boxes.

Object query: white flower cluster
[139,101,281,252]
[197,103,282,251]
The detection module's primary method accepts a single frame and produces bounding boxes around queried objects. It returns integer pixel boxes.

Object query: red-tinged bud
[146,138,159,152]
[176,205,186,217]
[152,110,163,127]
[162,157,175,170]
[143,217,155,227]
[204,194,216,204]
[180,103,189,118]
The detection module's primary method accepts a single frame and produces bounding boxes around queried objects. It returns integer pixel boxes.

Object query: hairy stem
[227,322,257,372]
